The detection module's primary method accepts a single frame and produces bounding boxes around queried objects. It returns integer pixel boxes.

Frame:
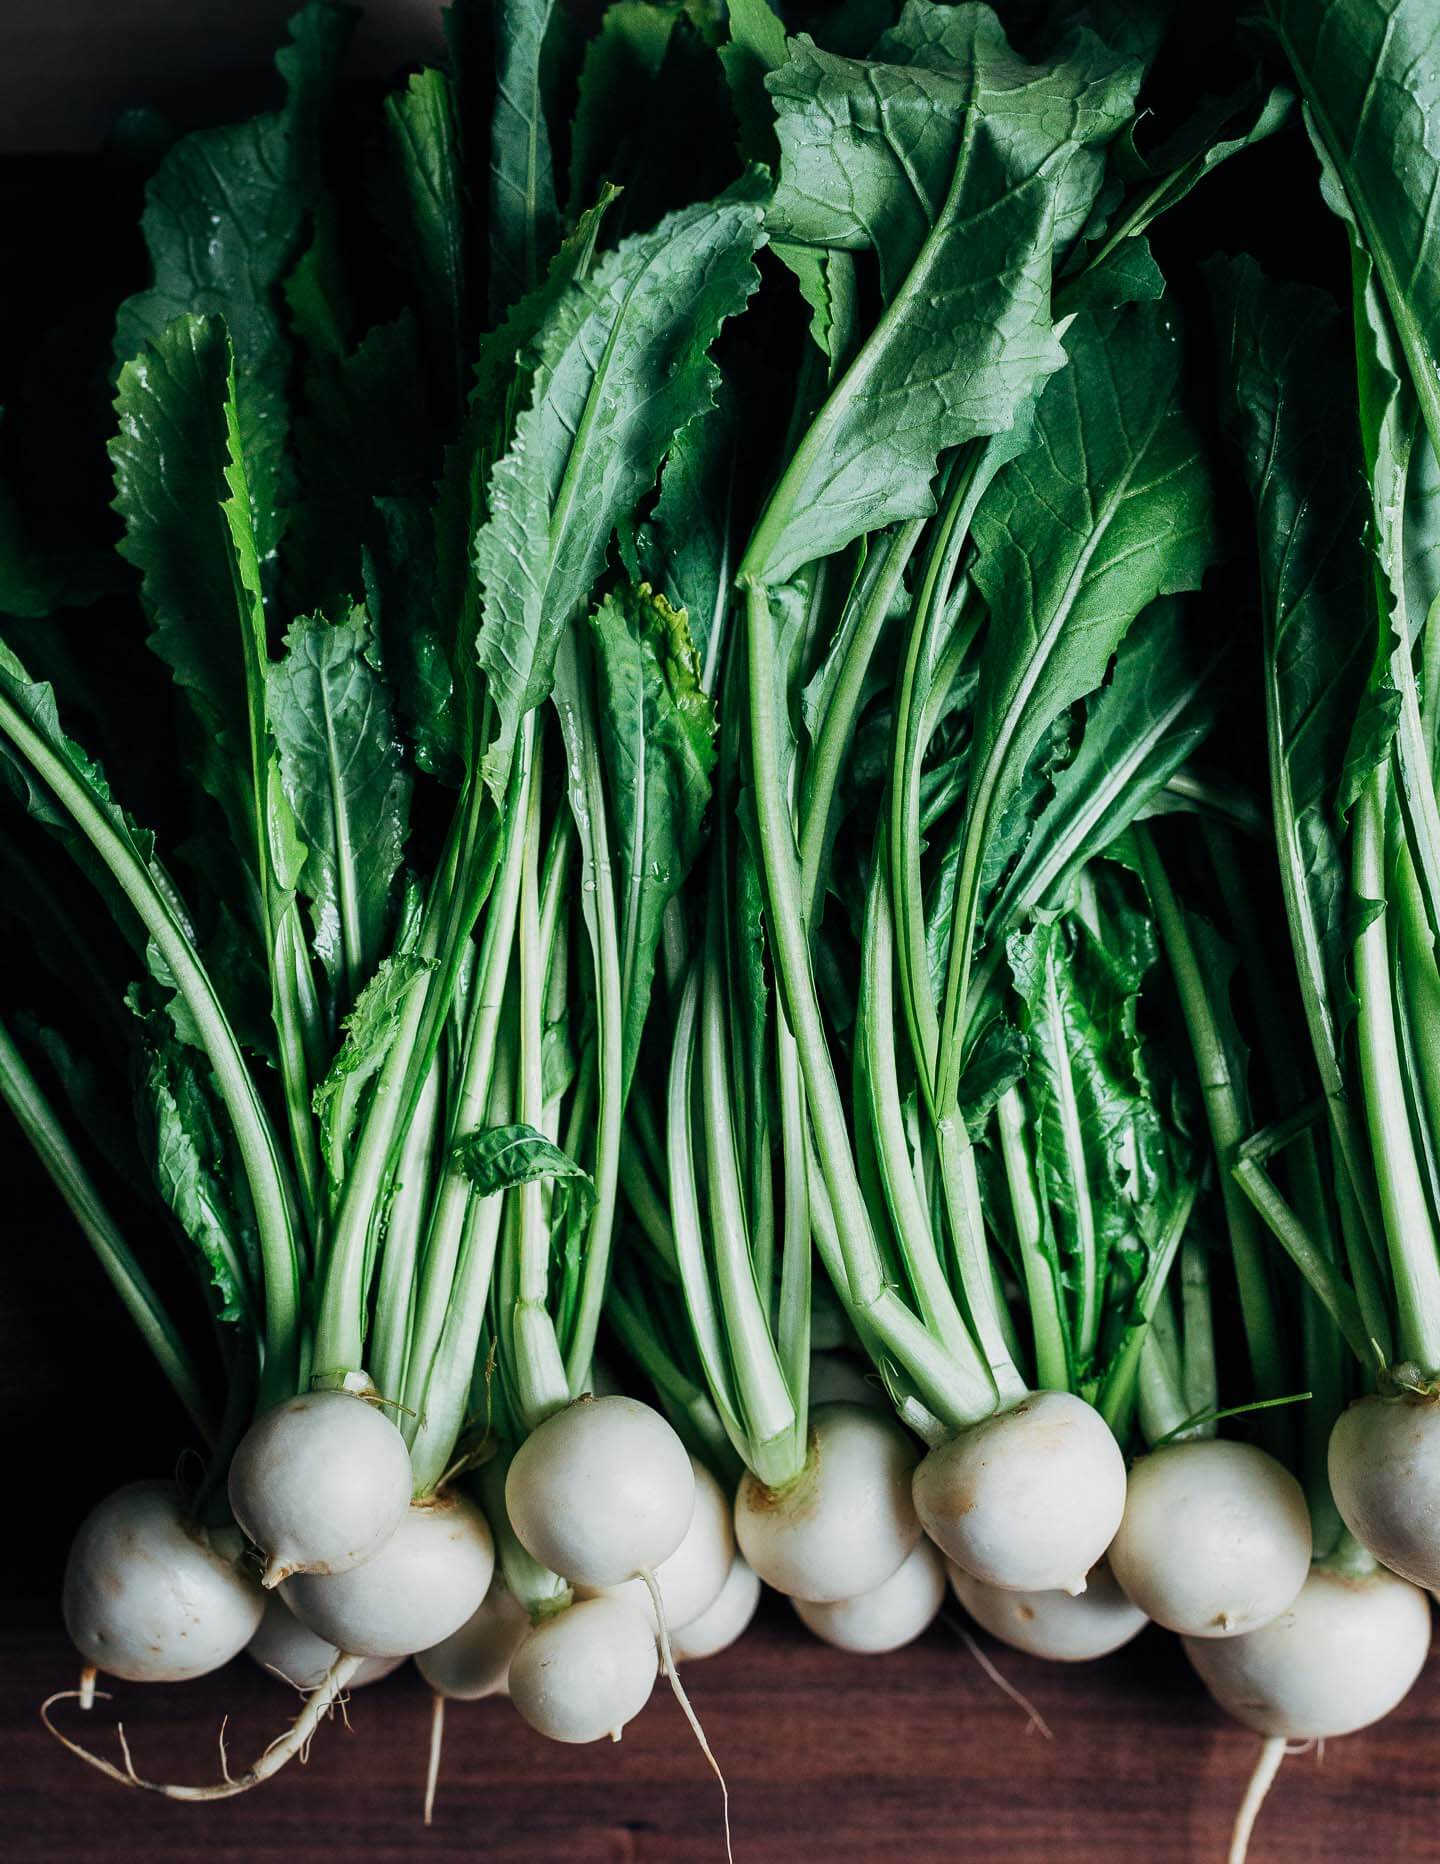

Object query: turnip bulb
[416,1577,531,1701]
[283,1493,494,1658]
[246,1595,404,1691]
[578,1456,733,1632]
[63,1480,264,1683]
[1108,1440,1311,1637]
[1328,1393,1440,1588]
[734,1402,920,1603]
[669,1558,762,1664]
[227,1390,413,1587]
[1184,1564,1431,1738]
[947,1560,1148,1662]
[506,1395,695,1587]
[913,1391,1126,1595]
[794,1537,945,1654]
[508,1596,659,1744]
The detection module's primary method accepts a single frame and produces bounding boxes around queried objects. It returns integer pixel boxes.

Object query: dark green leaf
[490,0,562,310]
[268,605,410,997]
[965,301,1217,928]
[382,69,467,406]
[115,2,352,568]
[589,584,718,1091]
[474,187,765,796]
[1268,0,1440,455]
[1209,257,1372,1100]
[144,1036,258,1326]
[452,1120,595,1206]
[748,2,1138,581]
[993,597,1222,926]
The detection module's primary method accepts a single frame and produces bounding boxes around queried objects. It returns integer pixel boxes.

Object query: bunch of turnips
[5,0,1440,1856]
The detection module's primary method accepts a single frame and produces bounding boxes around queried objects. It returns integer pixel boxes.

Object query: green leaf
[746,2,1138,582]
[0,637,157,950]
[569,2,680,211]
[1075,83,1293,270]
[474,187,765,796]
[1007,870,1176,1373]
[452,1121,596,1207]
[589,584,718,1091]
[993,597,1223,927]
[145,1037,259,1327]
[1268,0,1440,456]
[110,315,255,757]
[382,69,467,406]
[267,605,411,998]
[490,0,562,310]
[1059,233,1165,312]
[114,3,352,568]
[312,950,432,1179]
[1208,257,1372,1101]
[721,0,789,164]
[963,301,1217,953]
[636,373,739,676]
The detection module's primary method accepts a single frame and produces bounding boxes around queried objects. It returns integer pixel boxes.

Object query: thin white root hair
[40,1653,364,1799]
[77,1667,98,1713]
[218,1714,234,1787]
[641,1567,733,1864]
[1229,1735,1288,1864]
[424,1693,445,1828]
[941,1612,1054,1742]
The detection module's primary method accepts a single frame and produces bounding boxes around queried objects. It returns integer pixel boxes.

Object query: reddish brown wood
[4,1593,1439,1862]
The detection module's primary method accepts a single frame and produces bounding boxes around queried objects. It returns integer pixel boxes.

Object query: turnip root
[1183,1563,1431,1739]
[1328,1393,1440,1588]
[415,1577,531,1702]
[63,1480,263,1684]
[506,1395,695,1587]
[669,1558,762,1664]
[508,1596,659,1744]
[734,1402,920,1603]
[913,1391,1125,1595]
[947,1559,1148,1662]
[793,1537,945,1654]
[228,1391,412,1588]
[1108,1440,1311,1637]
[579,1456,733,1632]
[246,1594,404,1691]
[283,1493,494,1658]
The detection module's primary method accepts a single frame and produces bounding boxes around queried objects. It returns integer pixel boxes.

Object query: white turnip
[793,1537,945,1654]
[227,1390,413,1587]
[1183,1563,1431,1739]
[947,1559,1148,1662]
[62,1480,264,1684]
[734,1402,920,1604]
[1108,1440,1311,1637]
[508,1595,659,1744]
[246,1594,404,1690]
[283,1493,494,1658]
[669,1557,762,1664]
[415,1576,531,1701]
[506,1395,695,1587]
[1328,1393,1440,1588]
[579,1455,733,1632]
[913,1391,1125,1595]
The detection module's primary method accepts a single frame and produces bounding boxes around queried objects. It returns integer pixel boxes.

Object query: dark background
[2,2,1434,1858]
